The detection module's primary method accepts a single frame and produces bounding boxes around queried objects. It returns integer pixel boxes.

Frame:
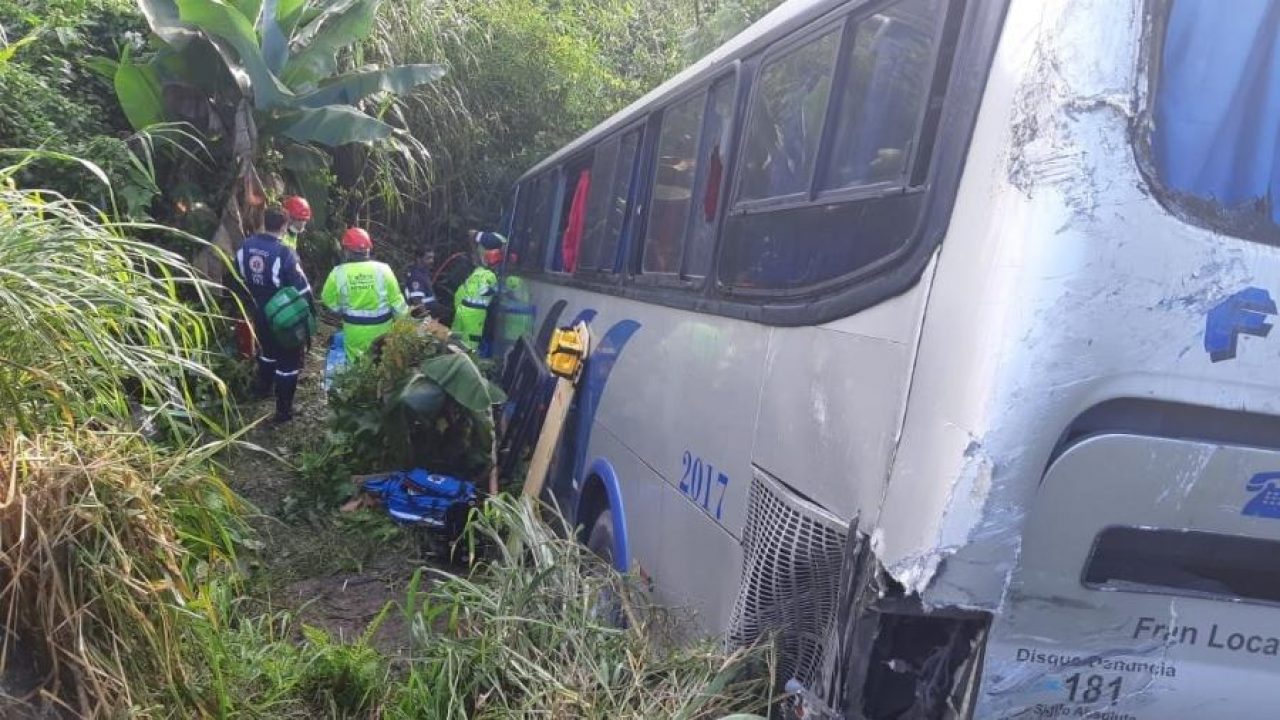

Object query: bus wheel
[585,510,625,627]
[586,509,616,566]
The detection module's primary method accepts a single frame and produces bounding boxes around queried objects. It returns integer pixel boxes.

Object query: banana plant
[103,0,445,279]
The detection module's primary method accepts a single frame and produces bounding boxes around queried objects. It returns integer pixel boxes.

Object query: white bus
[494,0,1280,717]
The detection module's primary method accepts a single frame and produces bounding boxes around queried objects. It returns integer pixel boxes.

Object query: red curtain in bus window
[561,169,591,273]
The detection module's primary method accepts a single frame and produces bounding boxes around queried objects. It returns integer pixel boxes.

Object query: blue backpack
[363,469,476,530]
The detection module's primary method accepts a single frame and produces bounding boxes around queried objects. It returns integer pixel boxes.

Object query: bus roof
[515,0,845,184]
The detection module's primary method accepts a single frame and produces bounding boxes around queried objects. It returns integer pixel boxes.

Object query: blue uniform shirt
[404,262,435,304]
[234,232,311,307]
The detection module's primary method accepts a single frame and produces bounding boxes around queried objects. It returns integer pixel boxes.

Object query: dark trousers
[253,311,304,419]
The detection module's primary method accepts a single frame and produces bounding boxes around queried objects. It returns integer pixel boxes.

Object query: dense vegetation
[0,0,782,274]
[0,0,784,715]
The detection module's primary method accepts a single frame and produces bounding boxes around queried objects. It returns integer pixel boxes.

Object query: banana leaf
[176,0,291,108]
[281,142,331,227]
[296,64,446,109]
[279,104,396,146]
[389,373,447,417]
[137,0,201,48]
[115,47,166,130]
[281,0,378,89]
[230,0,263,25]
[420,353,506,416]
[260,0,289,73]
[274,0,310,39]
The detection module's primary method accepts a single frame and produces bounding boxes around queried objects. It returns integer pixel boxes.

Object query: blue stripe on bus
[569,308,597,328]
[572,318,642,570]
[535,299,567,351]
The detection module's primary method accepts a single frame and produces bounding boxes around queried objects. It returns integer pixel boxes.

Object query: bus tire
[586,509,616,567]
[585,509,626,627]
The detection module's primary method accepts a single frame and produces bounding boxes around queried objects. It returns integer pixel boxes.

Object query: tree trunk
[196,100,263,287]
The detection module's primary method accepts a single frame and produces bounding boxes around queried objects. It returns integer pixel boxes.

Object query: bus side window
[721,0,948,292]
[552,156,592,274]
[642,92,707,276]
[682,77,735,279]
[599,129,642,274]
[736,28,841,203]
[524,174,554,271]
[508,183,529,261]
[821,0,942,191]
[578,139,621,272]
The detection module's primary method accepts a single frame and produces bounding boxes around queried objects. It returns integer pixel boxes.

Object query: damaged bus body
[496,0,1280,717]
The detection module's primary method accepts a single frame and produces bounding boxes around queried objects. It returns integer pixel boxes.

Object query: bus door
[976,433,1280,719]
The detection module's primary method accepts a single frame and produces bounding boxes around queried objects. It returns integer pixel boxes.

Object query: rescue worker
[281,195,312,251]
[320,227,409,361]
[403,246,436,309]
[453,246,502,351]
[233,206,314,423]
[496,251,535,358]
[468,229,508,252]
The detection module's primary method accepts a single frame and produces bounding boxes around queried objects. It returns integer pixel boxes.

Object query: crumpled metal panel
[728,467,850,688]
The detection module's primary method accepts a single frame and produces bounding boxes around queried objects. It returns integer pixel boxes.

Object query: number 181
[1064,673,1122,704]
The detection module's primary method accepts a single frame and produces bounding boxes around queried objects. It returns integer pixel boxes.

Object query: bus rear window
[1150,0,1280,244]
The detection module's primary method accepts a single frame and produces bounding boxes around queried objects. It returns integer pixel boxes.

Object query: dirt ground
[225,333,433,661]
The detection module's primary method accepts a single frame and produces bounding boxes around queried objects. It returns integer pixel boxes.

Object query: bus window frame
[679,72,742,282]
[545,151,595,274]
[718,0,961,297]
[505,182,525,251]
[727,0,948,220]
[632,67,742,292]
[575,136,623,274]
[728,18,847,215]
[515,170,557,272]
[574,121,648,283]
[815,0,949,201]
[503,0,1006,328]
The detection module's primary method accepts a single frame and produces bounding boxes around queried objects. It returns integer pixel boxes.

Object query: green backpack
[264,286,315,349]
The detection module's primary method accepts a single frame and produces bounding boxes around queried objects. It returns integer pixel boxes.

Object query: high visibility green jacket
[321,260,408,360]
[453,266,497,349]
[499,274,534,344]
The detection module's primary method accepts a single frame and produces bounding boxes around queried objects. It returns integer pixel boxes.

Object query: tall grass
[0,152,229,433]
[0,428,248,716]
[0,152,244,715]
[390,496,777,719]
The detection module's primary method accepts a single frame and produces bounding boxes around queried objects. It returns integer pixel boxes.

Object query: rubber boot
[273,373,298,423]
[252,359,275,399]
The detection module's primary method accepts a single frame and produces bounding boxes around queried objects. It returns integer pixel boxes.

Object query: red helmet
[342,227,373,252]
[482,248,504,267]
[282,195,312,222]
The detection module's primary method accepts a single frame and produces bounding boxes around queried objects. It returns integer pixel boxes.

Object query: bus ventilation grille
[728,466,849,688]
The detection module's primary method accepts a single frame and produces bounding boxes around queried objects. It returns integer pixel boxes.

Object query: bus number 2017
[679,451,729,520]
[1064,673,1122,705]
